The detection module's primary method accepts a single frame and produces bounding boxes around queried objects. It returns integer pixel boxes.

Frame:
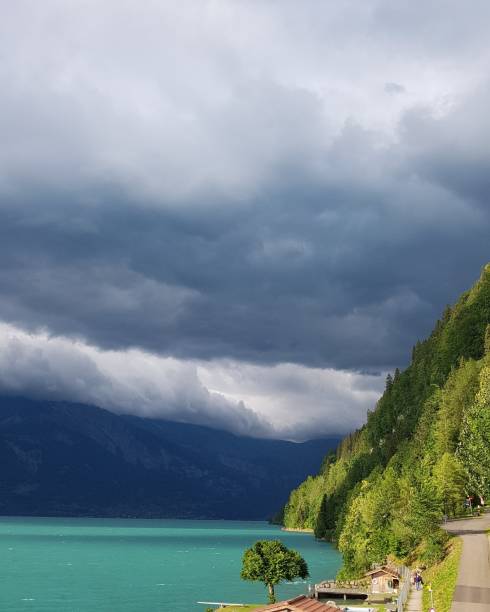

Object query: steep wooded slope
[282,263,490,576]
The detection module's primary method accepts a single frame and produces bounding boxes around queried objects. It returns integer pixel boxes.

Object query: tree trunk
[267,583,276,604]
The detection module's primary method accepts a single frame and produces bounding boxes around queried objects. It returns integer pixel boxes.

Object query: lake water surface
[0,517,341,611]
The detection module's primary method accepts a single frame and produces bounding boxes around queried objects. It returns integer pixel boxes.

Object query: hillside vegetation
[421,537,462,612]
[283,264,490,577]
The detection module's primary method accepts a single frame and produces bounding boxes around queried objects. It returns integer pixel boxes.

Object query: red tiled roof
[254,594,341,612]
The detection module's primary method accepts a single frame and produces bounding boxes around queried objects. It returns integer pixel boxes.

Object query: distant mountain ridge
[0,395,340,520]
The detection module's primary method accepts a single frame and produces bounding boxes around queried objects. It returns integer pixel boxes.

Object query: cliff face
[283,263,490,576]
[0,396,339,520]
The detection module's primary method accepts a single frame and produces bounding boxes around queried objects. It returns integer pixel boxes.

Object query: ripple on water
[0,517,342,612]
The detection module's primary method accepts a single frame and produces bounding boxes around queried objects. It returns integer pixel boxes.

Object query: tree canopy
[282,264,490,576]
[240,540,309,603]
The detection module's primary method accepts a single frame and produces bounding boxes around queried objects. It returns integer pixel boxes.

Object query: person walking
[415,572,424,591]
[407,571,423,611]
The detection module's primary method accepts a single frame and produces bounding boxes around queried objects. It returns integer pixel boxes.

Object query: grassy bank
[422,537,462,612]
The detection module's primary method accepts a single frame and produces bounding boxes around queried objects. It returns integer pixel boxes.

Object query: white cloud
[198,361,383,439]
[0,323,383,439]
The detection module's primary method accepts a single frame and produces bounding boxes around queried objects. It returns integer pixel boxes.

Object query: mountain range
[0,395,339,520]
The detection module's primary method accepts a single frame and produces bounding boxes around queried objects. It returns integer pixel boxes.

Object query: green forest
[282,263,490,577]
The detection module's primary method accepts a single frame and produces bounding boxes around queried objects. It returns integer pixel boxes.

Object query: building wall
[370,574,395,593]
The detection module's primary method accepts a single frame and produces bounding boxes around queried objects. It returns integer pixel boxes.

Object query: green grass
[422,537,462,612]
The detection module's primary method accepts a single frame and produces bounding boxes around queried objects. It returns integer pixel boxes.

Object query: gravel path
[405,585,422,611]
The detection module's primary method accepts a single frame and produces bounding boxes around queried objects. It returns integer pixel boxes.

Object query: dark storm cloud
[400,86,490,210]
[0,101,488,372]
[0,1,489,436]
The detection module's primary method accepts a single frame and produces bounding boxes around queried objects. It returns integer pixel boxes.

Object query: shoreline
[281,527,314,533]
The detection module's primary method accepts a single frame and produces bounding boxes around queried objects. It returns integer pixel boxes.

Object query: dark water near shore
[0,517,341,611]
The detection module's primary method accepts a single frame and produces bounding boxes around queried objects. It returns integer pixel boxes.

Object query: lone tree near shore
[240,539,309,603]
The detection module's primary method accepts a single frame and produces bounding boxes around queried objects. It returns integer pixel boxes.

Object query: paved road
[444,513,490,611]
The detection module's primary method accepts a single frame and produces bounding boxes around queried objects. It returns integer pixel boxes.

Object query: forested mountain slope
[282,263,490,577]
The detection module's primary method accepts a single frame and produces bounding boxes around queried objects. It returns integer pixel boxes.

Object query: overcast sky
[0,1,489,439]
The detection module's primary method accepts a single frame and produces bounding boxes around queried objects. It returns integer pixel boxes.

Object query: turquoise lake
[0,517,341,611]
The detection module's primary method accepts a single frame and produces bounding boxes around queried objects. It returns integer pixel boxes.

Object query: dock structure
[314,565,410,609]
[197,602,246,608]
[314,580,368,601]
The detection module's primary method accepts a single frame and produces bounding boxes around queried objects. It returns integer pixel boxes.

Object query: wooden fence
[396,566,412,612]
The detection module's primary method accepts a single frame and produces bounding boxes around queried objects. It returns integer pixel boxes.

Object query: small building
[364,566,400,594]
[254,594,341,612]
[314,580,368,601]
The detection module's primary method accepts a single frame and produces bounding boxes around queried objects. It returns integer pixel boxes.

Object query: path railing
[396,566,412,612]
